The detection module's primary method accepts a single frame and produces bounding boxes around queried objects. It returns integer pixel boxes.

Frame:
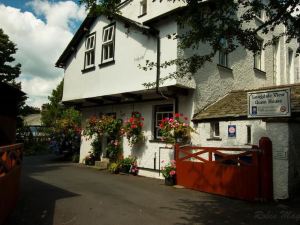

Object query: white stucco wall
[79,92,194,178]
[119,0,185,23]
[266,122,289,199]
[192,120,267,147]
[63,16,185,102]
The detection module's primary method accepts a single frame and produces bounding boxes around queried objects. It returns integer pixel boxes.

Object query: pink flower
[161,160,165,163]
[169,170,176,176]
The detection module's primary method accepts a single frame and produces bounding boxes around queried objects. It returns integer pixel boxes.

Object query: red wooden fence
[0,143,23,225]
[175,137,272,201]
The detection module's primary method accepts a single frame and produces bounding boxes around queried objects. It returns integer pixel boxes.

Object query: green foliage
[41,80,82,157]
[24,142,50,156]
[159,113,194,144]
[122,112,145,146]
[108,162,120,173]
[0,28,21,85]
[161,160,176,178]
[41,80,64,127]
[119,156,136,173]
[19,105,41,116]
[83,115,123,160]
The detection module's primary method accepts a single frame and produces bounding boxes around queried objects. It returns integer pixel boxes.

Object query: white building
[56,1,300,200]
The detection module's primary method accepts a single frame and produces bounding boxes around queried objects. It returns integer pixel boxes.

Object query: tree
[41,80,81,156]
[80,0,299,85]
[0,28,21,85]
[41,80,64,127]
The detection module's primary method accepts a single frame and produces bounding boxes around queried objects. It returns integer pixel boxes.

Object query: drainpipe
[154,29,178,112]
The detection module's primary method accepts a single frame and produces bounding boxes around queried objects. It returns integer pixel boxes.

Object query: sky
[0,0,87,108]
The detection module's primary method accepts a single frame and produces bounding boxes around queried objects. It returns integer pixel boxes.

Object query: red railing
[0,143,23,225]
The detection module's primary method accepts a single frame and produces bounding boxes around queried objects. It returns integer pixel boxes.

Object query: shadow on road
[4,155,79,225]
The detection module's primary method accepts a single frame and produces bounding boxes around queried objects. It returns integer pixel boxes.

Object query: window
[210,122,220,138]
[101,24,115,64]
[246,125,251,144]
[84,33,96,69]
[219,50,228,67]
[288,48,294,83]
[218,38,228,67]
[154,104,173,139]
[140,0,147,16]
[254,39,263,70]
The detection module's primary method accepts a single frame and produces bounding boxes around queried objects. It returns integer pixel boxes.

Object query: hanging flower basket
[122,112,145,146]
[159,113,195,144]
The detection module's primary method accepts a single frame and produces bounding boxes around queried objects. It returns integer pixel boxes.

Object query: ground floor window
[210,121,220,138]
[154,104,173,139]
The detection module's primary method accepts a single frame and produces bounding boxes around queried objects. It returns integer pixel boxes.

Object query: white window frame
[254,39,264,71]
[154,105,173,139]
[210,122,220,138]
[139,0,147,16]
[84,33,96,69]
[101,24,115,64]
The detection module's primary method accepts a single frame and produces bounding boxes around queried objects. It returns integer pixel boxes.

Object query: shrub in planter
[84,151,97,166]
[120,156,136,173]
[161,160,176,185]
[108,162,120,174]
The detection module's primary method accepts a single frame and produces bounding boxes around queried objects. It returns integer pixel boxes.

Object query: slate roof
[193,83,300,121]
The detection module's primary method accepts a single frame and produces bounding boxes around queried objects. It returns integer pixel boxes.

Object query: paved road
[5,155,300,225]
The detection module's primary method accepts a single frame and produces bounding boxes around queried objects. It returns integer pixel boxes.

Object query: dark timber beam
[102,96,122,102]
[122,93,143,101]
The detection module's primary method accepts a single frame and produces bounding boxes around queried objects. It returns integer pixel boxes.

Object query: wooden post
[259,137,273,201]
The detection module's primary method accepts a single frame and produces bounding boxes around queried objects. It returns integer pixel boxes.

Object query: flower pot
[164,176,176,186]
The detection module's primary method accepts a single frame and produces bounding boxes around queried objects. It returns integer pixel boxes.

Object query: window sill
[207,137,222,141]
[99,60,115,68]
[254,68,266,75]
[217,64,232,72]
[138,13,147,18]
[149,139,169,144]
[81,66,95,73]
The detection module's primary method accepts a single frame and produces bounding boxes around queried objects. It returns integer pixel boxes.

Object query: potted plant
[161,160,176,186]
[159,113,194,144]
[108,162,120,174]
[122,112,145,146]
[84,151,97,166]
[120,156,136,174]
[129,160,139,176]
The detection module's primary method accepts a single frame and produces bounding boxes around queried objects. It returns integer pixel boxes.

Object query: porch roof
[193,83,300,122]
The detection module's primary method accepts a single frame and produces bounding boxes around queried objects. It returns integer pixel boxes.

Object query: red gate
[175,137,272,201]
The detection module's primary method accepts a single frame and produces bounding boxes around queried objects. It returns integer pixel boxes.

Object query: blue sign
[228,125,236,138]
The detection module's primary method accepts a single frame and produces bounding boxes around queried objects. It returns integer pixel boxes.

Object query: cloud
[0,1,87,107]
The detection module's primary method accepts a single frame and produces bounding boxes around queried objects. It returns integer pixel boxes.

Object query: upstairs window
[139,0,147,16]
[84,33,96,69]
[254,39,263,70]
[219,50,228,67]
[101,24,115,64]
[218,38,228,67]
